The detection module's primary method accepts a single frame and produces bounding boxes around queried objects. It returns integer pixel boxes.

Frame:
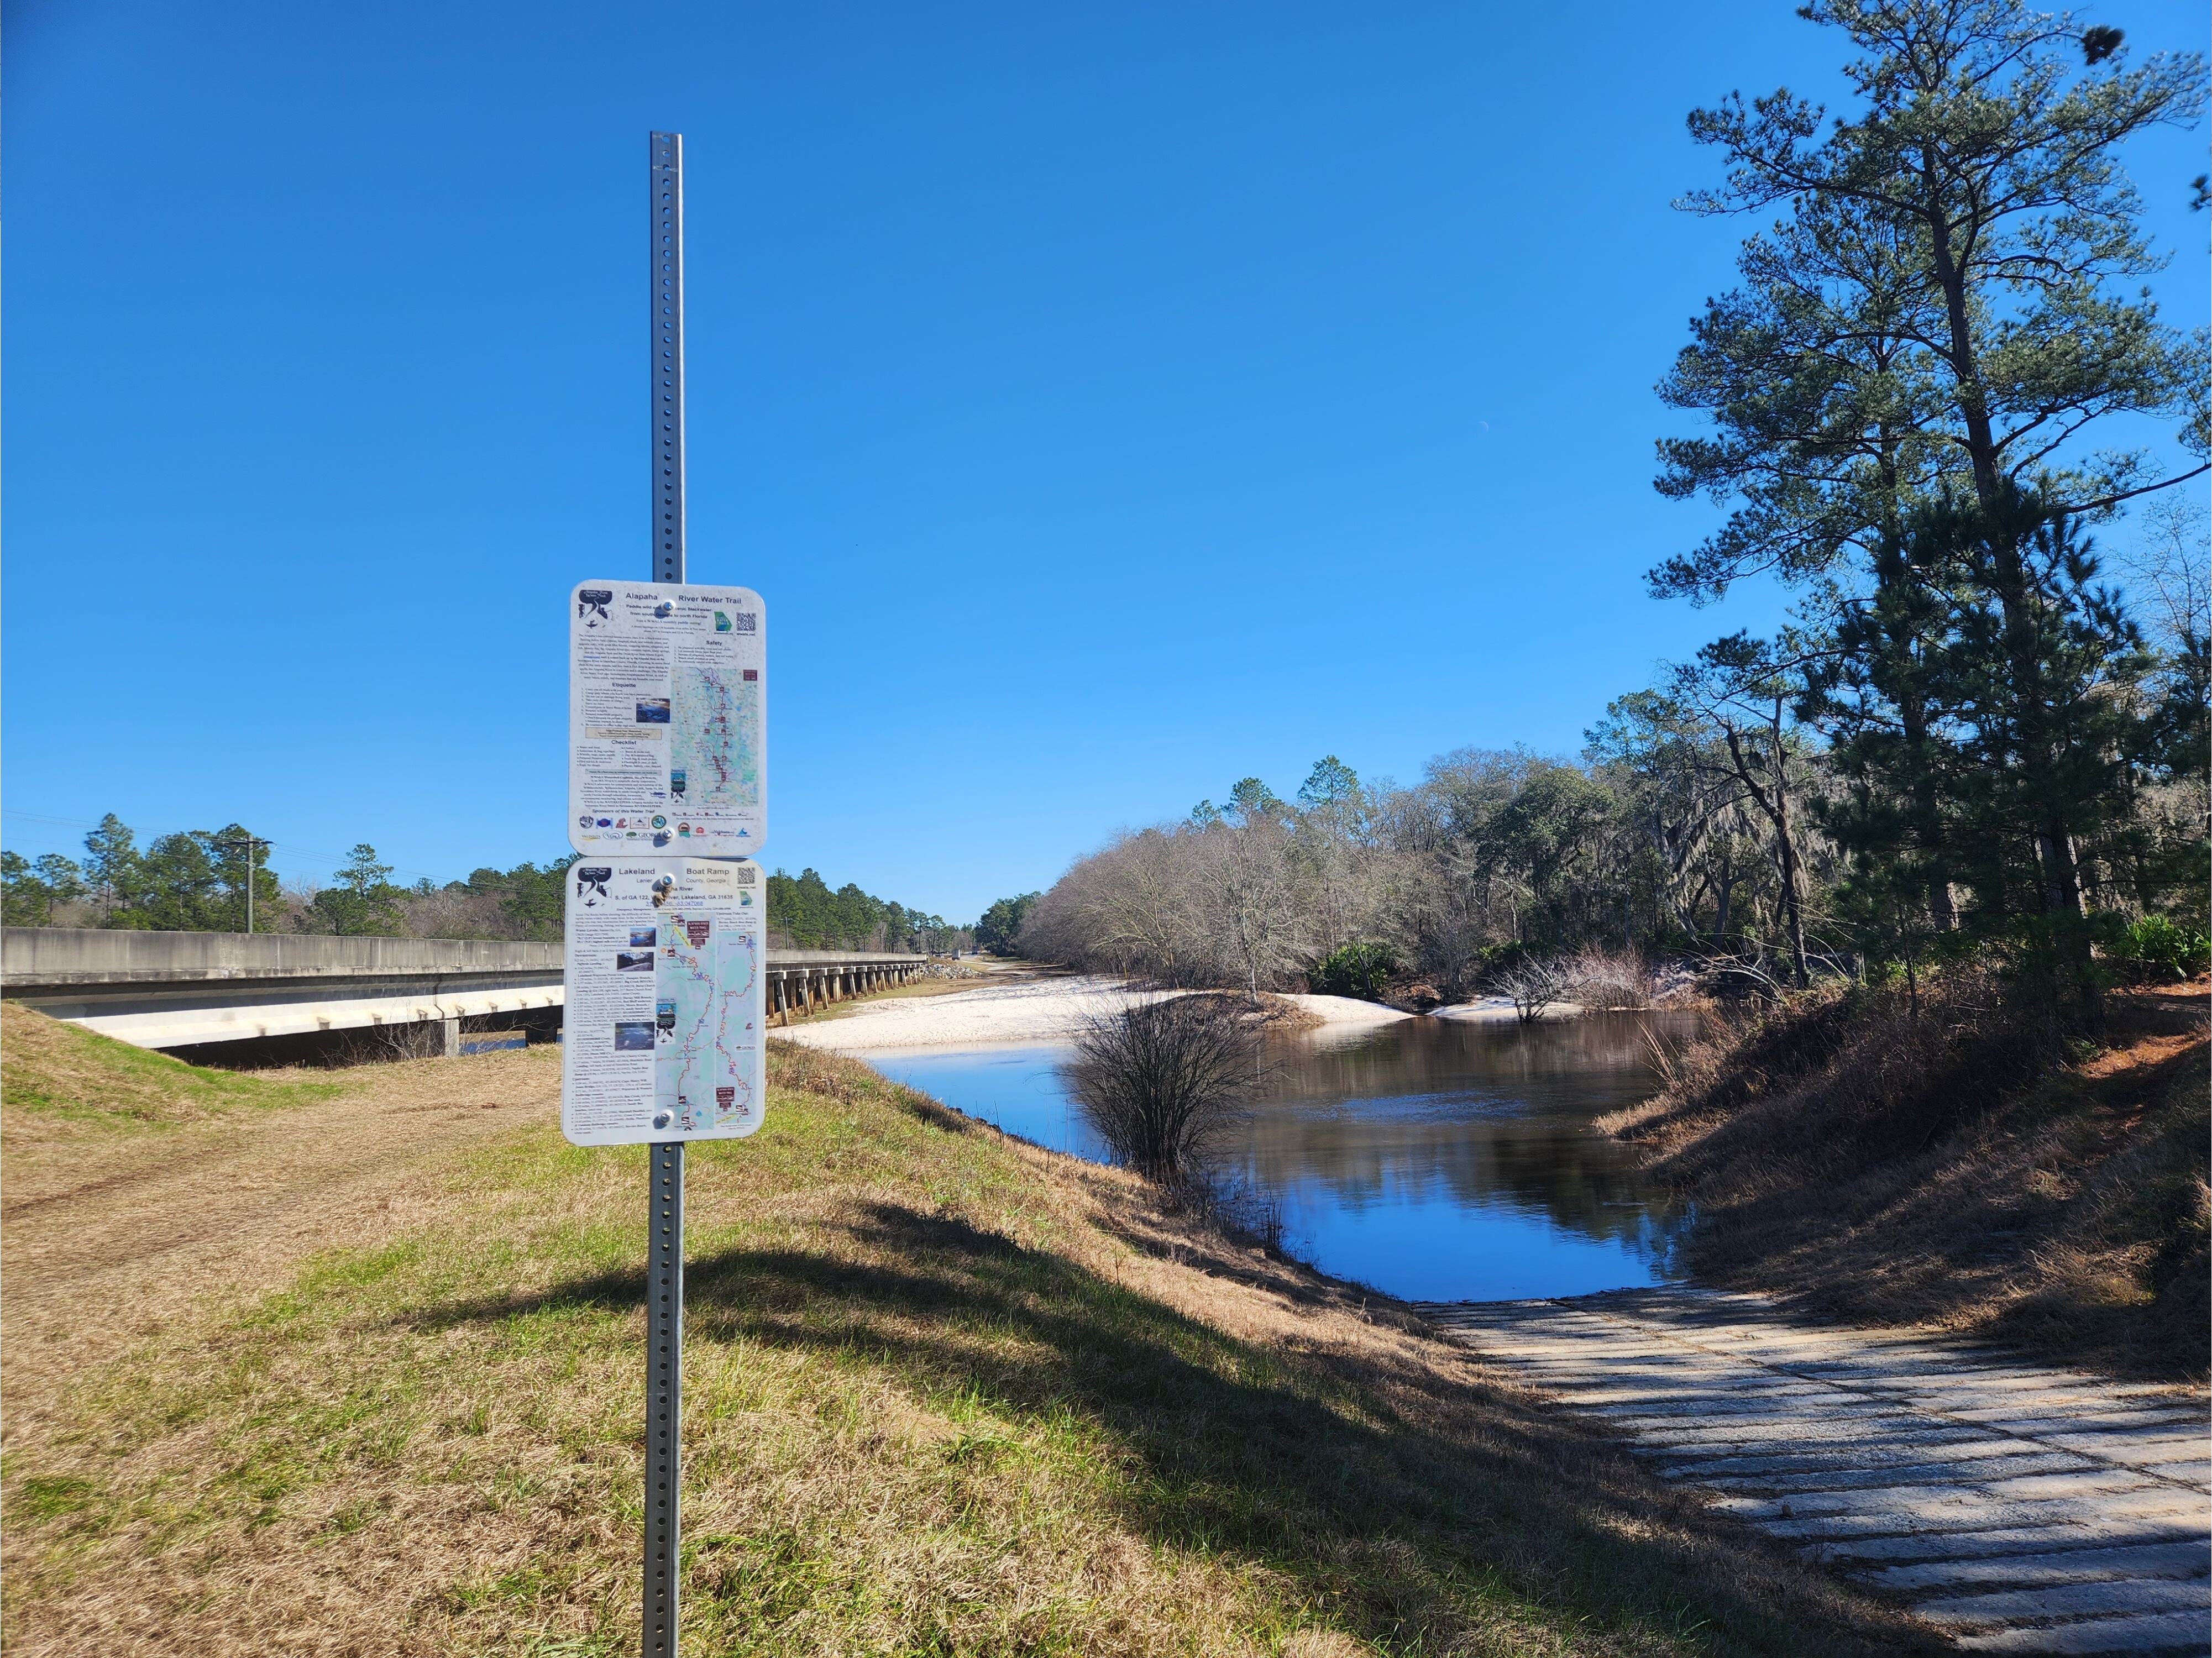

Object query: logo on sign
[685,920,711,947]
[575,866,612,904]
[577,589,612,625]
[715,1087,735,1108]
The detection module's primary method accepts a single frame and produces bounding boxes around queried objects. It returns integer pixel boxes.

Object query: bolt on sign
[570,580,767,858]
[562,859,767,1146]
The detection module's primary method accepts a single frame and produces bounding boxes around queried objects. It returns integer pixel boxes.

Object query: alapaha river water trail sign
[569,580,767,858]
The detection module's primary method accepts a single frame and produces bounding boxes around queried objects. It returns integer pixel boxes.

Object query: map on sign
[653,898,761,1132]
[569,580,765,859]
[670,664,759,812]
[561,859,766,1146]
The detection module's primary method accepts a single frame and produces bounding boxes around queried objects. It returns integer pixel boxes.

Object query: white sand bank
[1273,993,1414,1030]
[781,977,1412,1054]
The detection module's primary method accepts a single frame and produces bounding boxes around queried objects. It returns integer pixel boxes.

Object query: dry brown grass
[1607,974,2210,1380]
[1,1010,1932,1656]
[1252,994,1327,1033]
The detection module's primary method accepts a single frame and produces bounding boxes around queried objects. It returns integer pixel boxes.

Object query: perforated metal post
[643,1137,684,1656]
[651,131,686,586]
[642,128,687,1658]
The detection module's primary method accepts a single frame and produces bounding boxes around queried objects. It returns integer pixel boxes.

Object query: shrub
[1564,949,1652,1010]
[1307,942,1396,1001]
[1493,958,1573,1023]
[2105,916,2212,983]
[1068,996,1259,1183]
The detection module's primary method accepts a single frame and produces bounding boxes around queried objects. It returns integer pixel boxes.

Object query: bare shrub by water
[1494,958,1573,1023]
[1069,996,1260,1184]
[1493,950,1653,1022]
[1564,950,1652,1010]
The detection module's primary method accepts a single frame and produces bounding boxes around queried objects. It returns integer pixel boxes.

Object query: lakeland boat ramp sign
[561,858,768,1146]
[569,580,766,858]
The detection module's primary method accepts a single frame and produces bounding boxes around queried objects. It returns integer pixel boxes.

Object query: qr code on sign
[734,612,758,632]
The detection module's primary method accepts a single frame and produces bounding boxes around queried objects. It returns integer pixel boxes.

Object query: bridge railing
[1,928,946,1051]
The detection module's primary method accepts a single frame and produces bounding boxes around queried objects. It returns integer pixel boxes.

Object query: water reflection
[867,1012,1694,1303]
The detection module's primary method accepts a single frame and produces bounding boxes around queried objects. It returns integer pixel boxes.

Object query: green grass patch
[0,1002,347,1128]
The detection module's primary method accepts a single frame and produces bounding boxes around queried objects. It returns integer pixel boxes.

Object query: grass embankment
[0,1007,1929,1656]
[1604,976,2209,1381]
[0,1005,346,1127]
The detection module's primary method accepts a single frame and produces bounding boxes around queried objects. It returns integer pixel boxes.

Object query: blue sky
[6,0,2205,920]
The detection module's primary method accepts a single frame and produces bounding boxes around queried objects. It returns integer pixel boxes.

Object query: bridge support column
[441,1015,461,1058]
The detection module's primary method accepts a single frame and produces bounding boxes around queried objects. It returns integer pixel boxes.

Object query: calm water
[869,1013,1695,1303]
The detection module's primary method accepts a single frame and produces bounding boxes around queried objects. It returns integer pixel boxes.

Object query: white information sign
[560,858,768,1146]
[570,580,766,858]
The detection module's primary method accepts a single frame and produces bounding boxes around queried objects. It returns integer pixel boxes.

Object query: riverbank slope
[1602,977,2209,1382]
[0,1004,1924,1655]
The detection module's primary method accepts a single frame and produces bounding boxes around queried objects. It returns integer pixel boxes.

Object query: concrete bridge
[0,928,935,1054]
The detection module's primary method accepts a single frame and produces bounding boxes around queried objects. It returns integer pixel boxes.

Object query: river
[869,1011,1695,1302]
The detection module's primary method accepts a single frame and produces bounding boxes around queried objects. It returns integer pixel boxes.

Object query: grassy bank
[0,1008,1930,1656]
[1603,976,2210,1382]
[0,1004,348,1128]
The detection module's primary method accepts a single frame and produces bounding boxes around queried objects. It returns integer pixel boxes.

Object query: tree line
[1,820,579,940]
[3,817,974,953]
[764,867,972,954]
[1015,3,2211,1025]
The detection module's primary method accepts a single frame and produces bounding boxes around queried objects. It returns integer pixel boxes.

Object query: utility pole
[642,128,686,1658]
[219,832,270,934]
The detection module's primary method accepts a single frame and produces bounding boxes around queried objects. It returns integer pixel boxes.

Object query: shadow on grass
[411,1200,1929,1654]
[398,1268,648,1331]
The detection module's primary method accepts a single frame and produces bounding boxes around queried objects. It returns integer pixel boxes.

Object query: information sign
[570,580,766,858]
[561,858,768,1146]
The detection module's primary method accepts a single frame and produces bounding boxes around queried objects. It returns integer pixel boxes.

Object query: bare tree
[1672,638,1820,988]
[2119,495,2211,655]
[1200,815,1303,1002]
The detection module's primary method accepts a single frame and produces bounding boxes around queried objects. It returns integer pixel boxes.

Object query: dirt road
[2,1046,562,1434]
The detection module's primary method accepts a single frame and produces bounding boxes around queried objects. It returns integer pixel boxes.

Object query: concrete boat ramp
[1418,1288,2209,1654]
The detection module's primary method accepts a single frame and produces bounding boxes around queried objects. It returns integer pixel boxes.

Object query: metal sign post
[564,129,762,1658]
[643,128,686,1658]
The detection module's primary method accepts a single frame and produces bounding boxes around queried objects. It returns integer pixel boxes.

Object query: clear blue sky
[6,1,2204,920]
